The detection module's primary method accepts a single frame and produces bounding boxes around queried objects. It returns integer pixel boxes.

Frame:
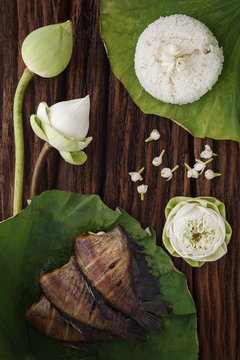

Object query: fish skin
[40,256,144,342]
[74,227,140,315]
[74,227,169,331]
[25,296,88,342]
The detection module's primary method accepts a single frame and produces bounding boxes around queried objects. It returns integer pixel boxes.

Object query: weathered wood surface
[0,0,239,359]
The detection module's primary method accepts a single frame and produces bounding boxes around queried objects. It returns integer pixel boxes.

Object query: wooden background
[0,0,239,359]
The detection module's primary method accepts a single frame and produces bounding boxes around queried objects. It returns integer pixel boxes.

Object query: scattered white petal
[137,184,148,201]
[145,129,160,142]
[161,168,173,181]
[187,168,199,179]
[200,144,214,159]
[193,159,206,174]
[152,149,165,167]
[129,172,143,182]
[205,170,222,180]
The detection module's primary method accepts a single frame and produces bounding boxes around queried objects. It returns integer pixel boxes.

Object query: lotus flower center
[180,214,216,252]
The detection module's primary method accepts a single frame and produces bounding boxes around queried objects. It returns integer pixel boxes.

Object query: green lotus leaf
[22,21,72,78]
[100,0,240,141]
[0,190,198,360]
[162,196,232,267]
[59,150,87,165]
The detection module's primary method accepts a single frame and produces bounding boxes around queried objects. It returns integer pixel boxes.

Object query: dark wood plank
[0,0,239,359]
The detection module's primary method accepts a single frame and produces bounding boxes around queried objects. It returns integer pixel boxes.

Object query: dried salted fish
[74,227,170,331]
[40,256,144,343]
[25,295,116,344]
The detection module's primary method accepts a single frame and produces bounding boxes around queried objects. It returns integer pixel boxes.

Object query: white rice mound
[134,14,224,105]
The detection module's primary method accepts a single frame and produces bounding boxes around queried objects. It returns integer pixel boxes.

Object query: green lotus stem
[214,173,222,177]
[30,142,52,198]
[171,165,179,172]
[141,193,144,201]
[13,68,34,216]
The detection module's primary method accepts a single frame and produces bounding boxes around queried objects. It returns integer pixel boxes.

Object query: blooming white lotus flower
[204,169,222,180]
[200,145,217,159]
[152,149,165,167]
[162,197,232,267]
[184,162,199,179]
[161,165,179,181]
[137,184,148,201]
[128,167,144,182]
[145,129,160,142]
[193,158,213,174]
[30,96,92,165]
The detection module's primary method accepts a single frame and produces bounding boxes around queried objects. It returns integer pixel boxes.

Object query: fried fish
[40,256,144,343]
[74,227,170,331]
[26,295,89,343]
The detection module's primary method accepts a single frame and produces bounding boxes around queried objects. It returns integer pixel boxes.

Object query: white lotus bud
[30,96,92,165]
[145,129,160,142]
[204,170,222,180]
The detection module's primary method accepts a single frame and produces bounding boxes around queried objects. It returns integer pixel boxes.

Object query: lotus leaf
[100,0,240,141]
[0,191,198,359]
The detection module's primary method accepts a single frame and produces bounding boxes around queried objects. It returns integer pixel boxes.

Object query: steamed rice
[134,14,224,105]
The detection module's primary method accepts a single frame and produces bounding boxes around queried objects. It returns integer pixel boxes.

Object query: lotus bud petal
[49,96,90,140]
[22,21,72,78]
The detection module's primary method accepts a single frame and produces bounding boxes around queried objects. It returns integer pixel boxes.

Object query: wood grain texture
[0,0,239,359]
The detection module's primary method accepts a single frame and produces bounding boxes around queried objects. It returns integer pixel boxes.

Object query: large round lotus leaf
[100,0,240,142]
[0,190,198,360]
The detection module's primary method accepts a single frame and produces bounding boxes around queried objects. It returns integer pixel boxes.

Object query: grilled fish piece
[74,227,170,332]
[25,295,115,343]
[40,256,144,343]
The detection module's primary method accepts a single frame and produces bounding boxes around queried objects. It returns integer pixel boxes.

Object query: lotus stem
[30,142,53,198]
[13,68,34,216]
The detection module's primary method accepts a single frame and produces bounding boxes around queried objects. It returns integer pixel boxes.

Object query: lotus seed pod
[21,20,72,78]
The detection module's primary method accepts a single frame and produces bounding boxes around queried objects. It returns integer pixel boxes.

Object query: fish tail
[134,308,163,332]
[139,300,171,316]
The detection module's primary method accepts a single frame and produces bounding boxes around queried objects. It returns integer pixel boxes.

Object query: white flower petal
[150,129,160,140]
[165,202,226,261]
[205,169,215,180]
[37,102,50,124]
[76,136,93,151]
[161,168,172,180]
[49,95,90,140]
[200,144,213,159]
[137,184,148,194]
[129,172,143,182]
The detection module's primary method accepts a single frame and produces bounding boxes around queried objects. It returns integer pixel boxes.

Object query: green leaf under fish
[0,190,198,359]
[100,0,240,142]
